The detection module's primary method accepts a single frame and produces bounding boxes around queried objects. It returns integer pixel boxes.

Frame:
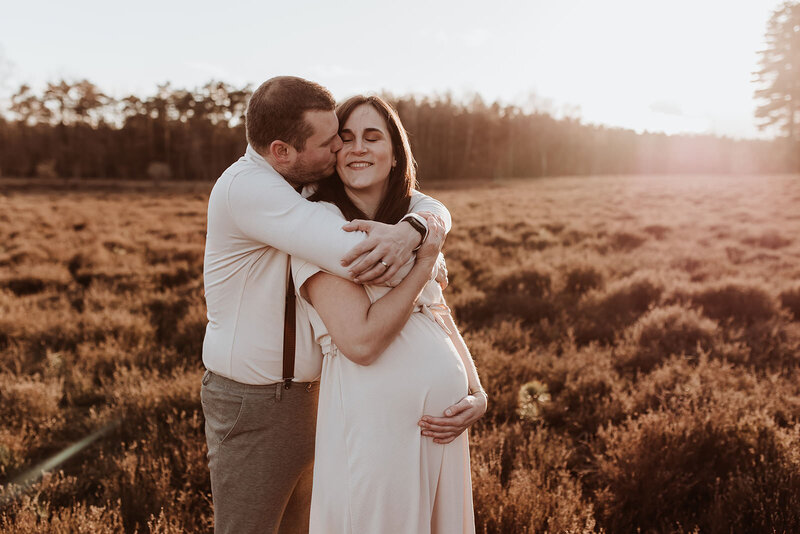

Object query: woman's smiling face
[336,104,395,195]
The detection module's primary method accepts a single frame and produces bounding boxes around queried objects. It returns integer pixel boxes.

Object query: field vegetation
[1,174,800,533]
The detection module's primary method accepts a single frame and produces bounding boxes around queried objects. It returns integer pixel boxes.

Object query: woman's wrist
[469,386,487,398]
[414,253,438,274]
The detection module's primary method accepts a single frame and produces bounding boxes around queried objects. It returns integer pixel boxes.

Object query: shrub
[643,224,670,240]
[494,268,551,298]
[562,265,604,297]
[536,345,626,436]
[741,230,792,250]
[471,424,598,534]
[574,275,663,345]
[616,306,718,373]
[594,398,800,533]
[780,286,800,321]
[0,497,125,533]
[465,337,542,425]
[0,378,62,425]
[608,231,647,251]
[455,293,558,331]
[691,281,777,325]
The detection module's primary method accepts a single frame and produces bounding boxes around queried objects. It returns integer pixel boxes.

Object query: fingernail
[445,409,452,416]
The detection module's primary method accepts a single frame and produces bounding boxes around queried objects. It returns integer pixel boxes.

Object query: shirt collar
[245,144,276,171]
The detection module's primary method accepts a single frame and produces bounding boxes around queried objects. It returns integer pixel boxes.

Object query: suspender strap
[282,266,296,389]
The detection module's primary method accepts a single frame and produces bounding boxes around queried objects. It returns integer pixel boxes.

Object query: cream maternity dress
[292,208,475,534]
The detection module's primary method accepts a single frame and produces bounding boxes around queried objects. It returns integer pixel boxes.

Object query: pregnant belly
[333,313,469,421]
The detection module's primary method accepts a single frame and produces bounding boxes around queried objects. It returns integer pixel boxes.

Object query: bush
[574,275,663,345]
[780,286,800,321]
[616,306,718,374]
[608,231,647,251]
[691,281,777,325]
[594,397,800,533]
[741,230,792,250]
[471,424,598,534]
[494,268,551,298]
[536,346,626,436]
[562,265,604,297]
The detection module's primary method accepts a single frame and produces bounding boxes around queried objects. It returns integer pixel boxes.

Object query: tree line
[1,1,798,183]
[0,79,794,183]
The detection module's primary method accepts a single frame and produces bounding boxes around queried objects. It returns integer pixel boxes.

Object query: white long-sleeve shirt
[202,145,452,385]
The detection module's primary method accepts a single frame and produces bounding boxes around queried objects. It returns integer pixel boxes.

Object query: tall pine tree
[754,2,800,144]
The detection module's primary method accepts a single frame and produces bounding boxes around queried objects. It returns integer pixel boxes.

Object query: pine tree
[754,2,800,141]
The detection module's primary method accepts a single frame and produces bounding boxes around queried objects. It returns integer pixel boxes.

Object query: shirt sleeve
[226,170,361,279]
[408,190,452,233]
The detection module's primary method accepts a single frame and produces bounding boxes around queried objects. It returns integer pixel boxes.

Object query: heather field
[1,174,800,533]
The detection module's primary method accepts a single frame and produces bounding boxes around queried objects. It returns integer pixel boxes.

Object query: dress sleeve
[409,190,452,233]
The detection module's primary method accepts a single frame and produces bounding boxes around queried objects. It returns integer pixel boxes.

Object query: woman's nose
[352,138,367,154]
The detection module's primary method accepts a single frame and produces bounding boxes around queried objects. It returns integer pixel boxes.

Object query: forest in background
[2,2,800,182]
[0,78,797,184]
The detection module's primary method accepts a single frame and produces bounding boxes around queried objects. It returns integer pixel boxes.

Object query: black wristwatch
[401,214,428,251]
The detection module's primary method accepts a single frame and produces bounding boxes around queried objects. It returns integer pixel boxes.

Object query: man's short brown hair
[245,76,336,153]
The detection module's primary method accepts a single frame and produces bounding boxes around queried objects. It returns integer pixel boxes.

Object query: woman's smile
[347,161,374,169]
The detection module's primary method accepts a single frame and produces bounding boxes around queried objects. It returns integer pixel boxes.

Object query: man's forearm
[227,176,364,279]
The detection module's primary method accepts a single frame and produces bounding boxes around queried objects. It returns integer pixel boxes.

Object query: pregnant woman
[291,95,487,533]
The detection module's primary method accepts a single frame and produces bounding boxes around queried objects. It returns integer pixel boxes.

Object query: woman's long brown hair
[309,95,417,223]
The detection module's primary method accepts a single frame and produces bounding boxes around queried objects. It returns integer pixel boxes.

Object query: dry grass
[1,174,800,532]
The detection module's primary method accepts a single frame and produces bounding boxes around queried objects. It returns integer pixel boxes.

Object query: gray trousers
[201,370,319,534]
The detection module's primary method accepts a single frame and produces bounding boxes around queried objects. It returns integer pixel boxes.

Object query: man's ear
[268,140,296,164]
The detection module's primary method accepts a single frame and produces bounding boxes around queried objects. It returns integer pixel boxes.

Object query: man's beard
[284,160,334,185]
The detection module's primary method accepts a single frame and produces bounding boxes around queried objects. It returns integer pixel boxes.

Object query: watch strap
[401,213,428,251]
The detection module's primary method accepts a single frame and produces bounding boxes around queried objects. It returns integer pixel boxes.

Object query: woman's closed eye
[341,135,380,144]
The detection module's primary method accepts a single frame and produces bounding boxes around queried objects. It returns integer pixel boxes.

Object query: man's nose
[331,135,343,153]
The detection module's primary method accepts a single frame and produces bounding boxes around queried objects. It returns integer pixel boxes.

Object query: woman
[291,96,486,533]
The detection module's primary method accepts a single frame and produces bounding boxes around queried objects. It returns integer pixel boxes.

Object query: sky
[0,0,788,139]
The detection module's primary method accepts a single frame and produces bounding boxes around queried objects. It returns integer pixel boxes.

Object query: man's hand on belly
[417,392,488,444]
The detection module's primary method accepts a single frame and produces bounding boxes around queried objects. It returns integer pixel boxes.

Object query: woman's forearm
[441,313,483,393]
[350,255,437,364]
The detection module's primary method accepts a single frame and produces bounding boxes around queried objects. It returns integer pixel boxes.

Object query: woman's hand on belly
[417,391,488,444]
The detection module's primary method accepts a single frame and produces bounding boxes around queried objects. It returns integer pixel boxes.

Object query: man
[201,76,469,533]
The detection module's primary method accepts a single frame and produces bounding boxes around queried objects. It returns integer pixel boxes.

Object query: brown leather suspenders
[282,266,296,389]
